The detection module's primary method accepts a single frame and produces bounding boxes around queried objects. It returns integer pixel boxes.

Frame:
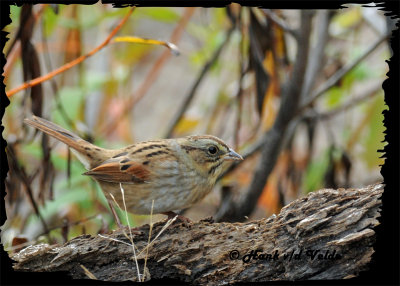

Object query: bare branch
[304,82,382,121]
[299,32,390,112]
[5,145,50,236]
[165,26,234,138]
[215,11,315,222]
[301,10,331,101]
[6,8,135,98]
[280,10,330,151]
[262,9,298,39]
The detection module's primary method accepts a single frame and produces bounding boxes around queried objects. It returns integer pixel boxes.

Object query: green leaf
[140,7,180,23]
[58,16,79,29]
[43,5,59,37]
[342,62,370,90]
[78,5,101,28]
[35,186,91,220]
[325,87,344,108]
[102,8,129,20]
[361,93,387,169]
[21,142,42,160]
[333,6,362,29]
[7,6,21,32]
[83,71,108,91]
[52,86,85,124]
[303,148,331,193]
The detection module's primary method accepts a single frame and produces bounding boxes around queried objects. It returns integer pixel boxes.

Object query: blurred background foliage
[2,4,391,251]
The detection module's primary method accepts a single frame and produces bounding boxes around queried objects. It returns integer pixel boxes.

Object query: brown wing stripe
[112,151,128,158]
[131,144,167,155]
[146,150,169,158]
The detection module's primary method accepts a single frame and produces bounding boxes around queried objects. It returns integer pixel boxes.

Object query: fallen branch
[11,183,383,284]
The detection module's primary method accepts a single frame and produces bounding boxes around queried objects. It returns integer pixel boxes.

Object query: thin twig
[6,146,50,235]
[304,82,382,121]
[280,10,331,152]
[299,32,390,113]
[37,214,99,238]
[40,16,74,128]
[165,25,234,138]
[103,8,196,136]
[262,9,298,39]
[6,7,135,98]
[234,8,245,150]
[4,41,21,79]
[301,10,331,102]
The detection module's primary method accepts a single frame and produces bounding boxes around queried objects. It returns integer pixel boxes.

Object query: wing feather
[83,158,150,184]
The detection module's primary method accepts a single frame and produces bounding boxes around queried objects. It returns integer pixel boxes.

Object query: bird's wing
[83,156,151,184]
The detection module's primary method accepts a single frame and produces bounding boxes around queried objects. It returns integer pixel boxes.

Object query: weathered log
[11,183,383,284]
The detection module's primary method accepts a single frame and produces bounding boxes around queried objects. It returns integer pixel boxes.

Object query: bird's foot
[162,211,192,227]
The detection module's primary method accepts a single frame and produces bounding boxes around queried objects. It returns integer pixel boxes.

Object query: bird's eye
[208,145,218,155]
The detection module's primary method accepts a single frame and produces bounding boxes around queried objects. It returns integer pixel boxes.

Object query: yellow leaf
[114,36,180,55]
[263,50,275,75]
[334,7,361,29]
[261,51,279,131]
[273,24,286,59]
[174,117,200,135]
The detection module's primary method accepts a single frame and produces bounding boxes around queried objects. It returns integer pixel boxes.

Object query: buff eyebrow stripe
[131,144,167,155]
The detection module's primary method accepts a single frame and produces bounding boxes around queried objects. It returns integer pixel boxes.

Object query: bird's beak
[224,149,243,161]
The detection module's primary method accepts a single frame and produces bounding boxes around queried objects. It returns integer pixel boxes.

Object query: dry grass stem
[137,215,177,257]
[97,234,132,247]
[120,183,142,282]
[142,199,154,282]
[80,264,97,280]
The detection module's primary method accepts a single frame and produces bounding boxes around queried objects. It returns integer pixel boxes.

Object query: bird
[24,116,243,224]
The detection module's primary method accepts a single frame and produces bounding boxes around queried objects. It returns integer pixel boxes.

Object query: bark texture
[11,183,383,284]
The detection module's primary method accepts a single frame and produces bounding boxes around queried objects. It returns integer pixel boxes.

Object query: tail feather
[24,116,106,169]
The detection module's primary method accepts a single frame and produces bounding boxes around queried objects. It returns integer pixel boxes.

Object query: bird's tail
[24,116,106,169]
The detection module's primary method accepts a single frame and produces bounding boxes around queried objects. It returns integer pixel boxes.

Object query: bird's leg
[107,199,142,234]
[107,199,124,229]
[162,211,192,226]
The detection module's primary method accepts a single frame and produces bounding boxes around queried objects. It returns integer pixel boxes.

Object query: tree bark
[11,183,383,284]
